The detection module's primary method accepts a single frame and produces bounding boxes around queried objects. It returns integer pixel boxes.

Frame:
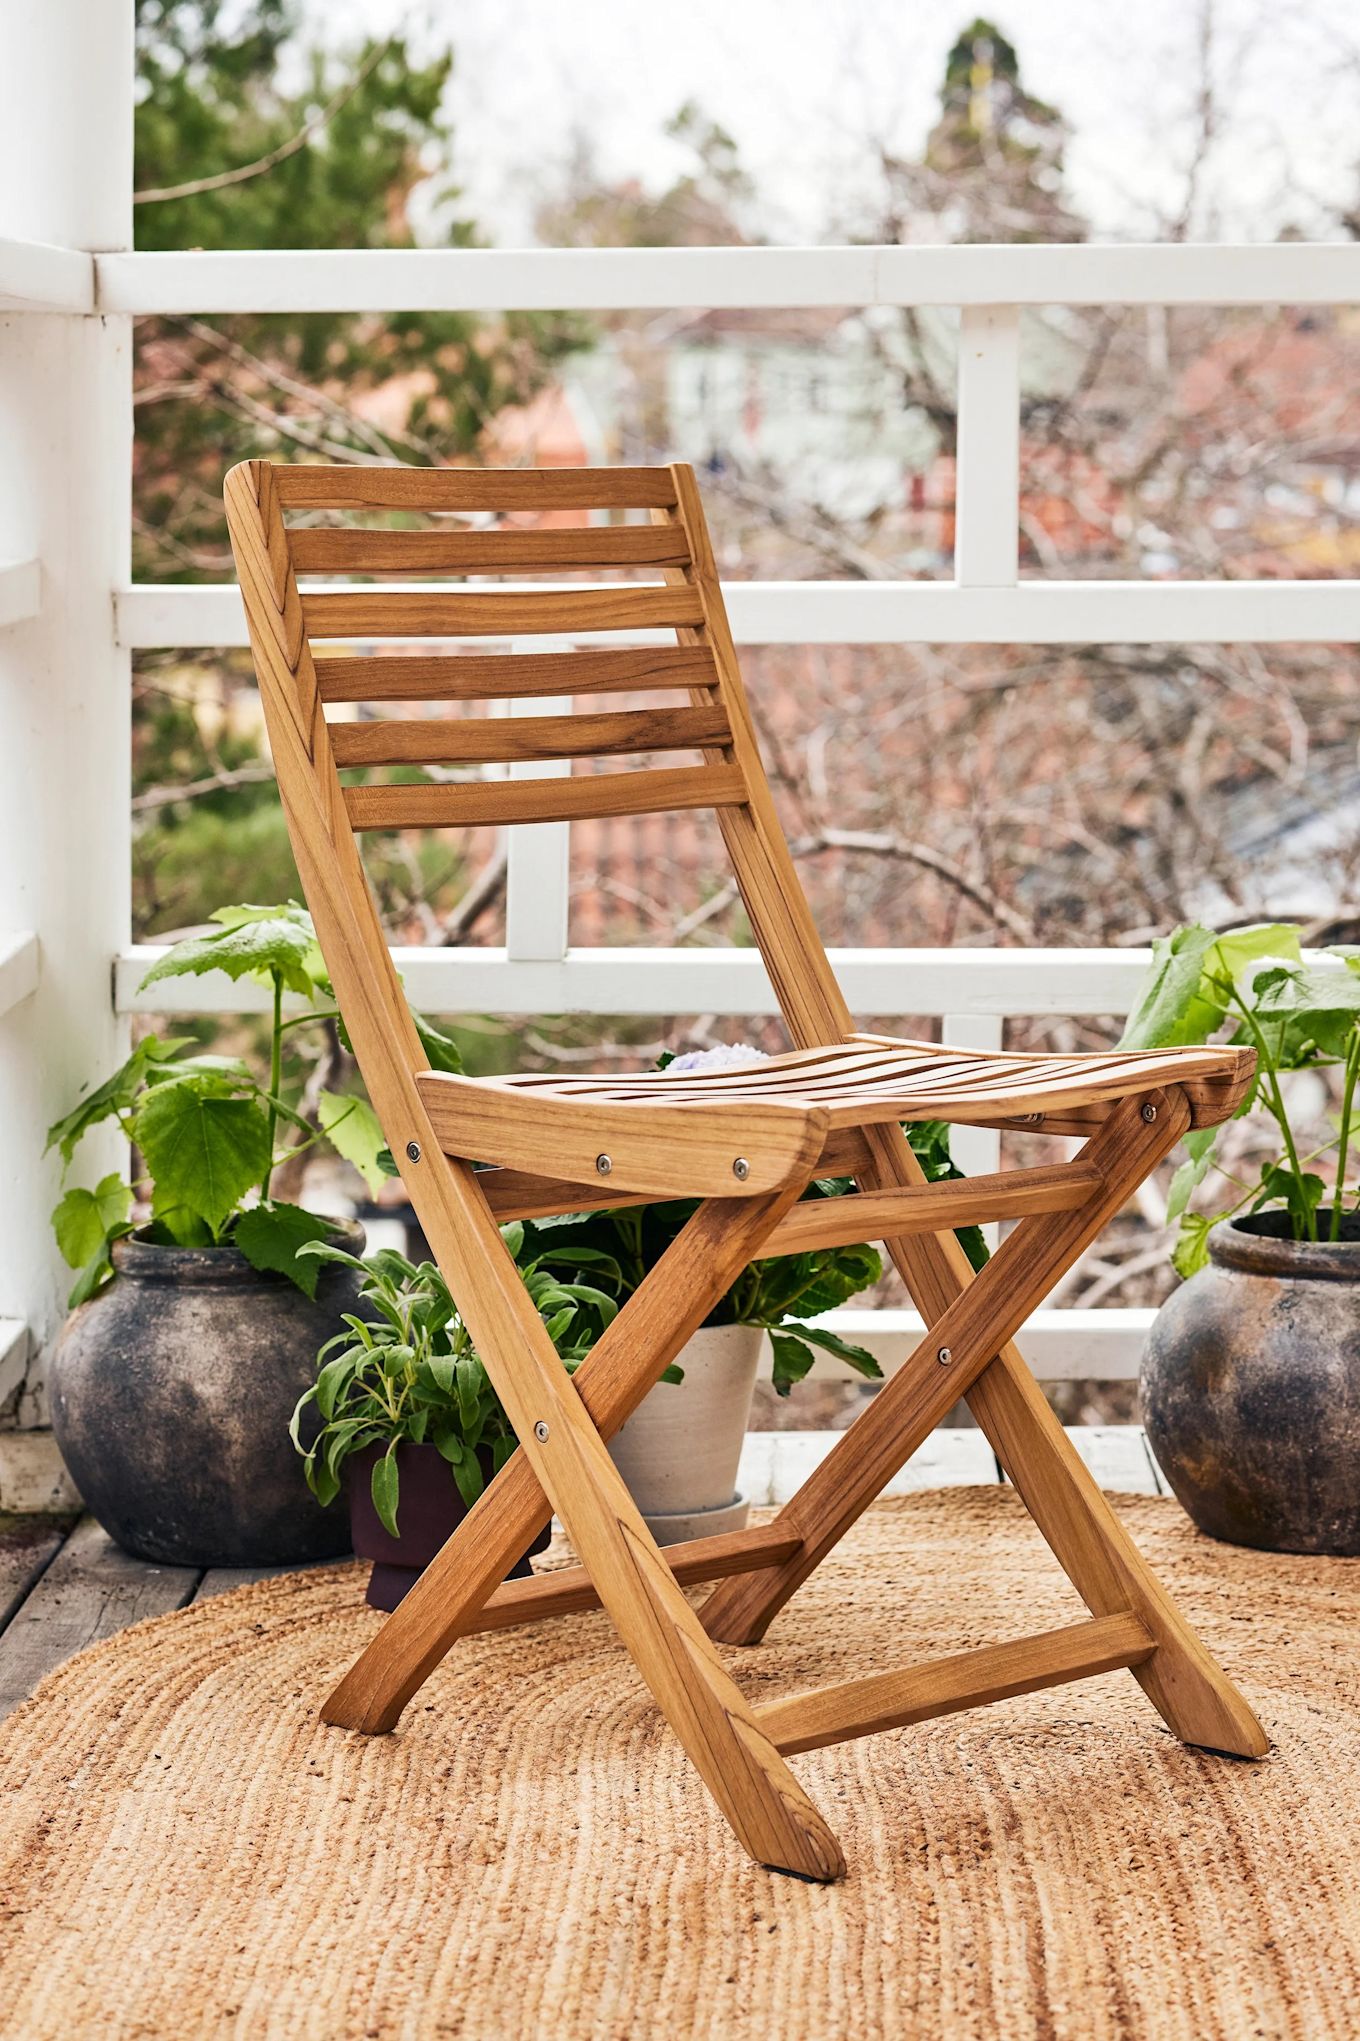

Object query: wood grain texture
[302,585,703,639]
[327,705,731,768]
[758,1612,1155,1755]
[416,1071,827,1197]
[274,465,679,510]
[314,646,718,703]
[762,1161,1101,1255]
[344,763,747,832]
[462,1523,804,1636]
[0,1518,199,1721]
[288,523,691,574]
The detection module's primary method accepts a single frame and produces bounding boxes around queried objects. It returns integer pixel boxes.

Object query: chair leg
[323,1174,845,1879]
[701,1088,1263,1757]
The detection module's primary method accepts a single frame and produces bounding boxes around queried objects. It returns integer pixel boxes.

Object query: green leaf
[768,1331,818,1397]
[52,1174,133,1271]
[370,1443,401,1538]
[1118,924,1222,1051]
[45,1034,193,1164]
[138,905,321,1000]
[317,1091,388,1196]
[413,1011,464,1074]
[1171,1212,1218,1281]
[455,1353,483,1431]
[134,1082,272,1235]
[783,1322,884,1382]
[1251,1161,1325,1236]
[234,1202,335,1296]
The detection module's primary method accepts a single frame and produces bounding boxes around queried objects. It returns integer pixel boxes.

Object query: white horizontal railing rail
[93,240,1360,311]
[16,234,1357,1388]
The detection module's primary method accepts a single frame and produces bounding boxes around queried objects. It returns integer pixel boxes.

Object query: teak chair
[225,458,1267,1882]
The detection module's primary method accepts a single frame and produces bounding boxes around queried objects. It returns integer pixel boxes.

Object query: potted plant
[1123,920,1360,1554]
[519,1067,986,1544]
[291,1229,621,1608]
[44,901,463,1568]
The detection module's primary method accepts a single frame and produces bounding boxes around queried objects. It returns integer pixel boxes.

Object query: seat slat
[275,464,679,510]
[289,525,692,574]
[314,646,719,703]
[303,586,704,639]
[328,705,732,769]
[344,762,748,832]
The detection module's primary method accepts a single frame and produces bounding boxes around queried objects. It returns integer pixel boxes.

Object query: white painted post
[0,2,133,1429]
[954,304,1020,586]
[505,690,571,962]
[942,1012,1004,1247]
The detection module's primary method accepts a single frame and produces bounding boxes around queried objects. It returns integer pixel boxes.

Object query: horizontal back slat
[344,762,747,831]
[274,465,679,511]
[329,705,732,768]
[302,586,704,639]
[313,647,720,703]
[288,525,690,575]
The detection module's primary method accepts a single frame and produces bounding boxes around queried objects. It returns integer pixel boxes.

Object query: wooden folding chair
[225,458,1267,1882]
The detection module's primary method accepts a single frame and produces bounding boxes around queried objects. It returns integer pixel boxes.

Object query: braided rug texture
[0,1489,1356,2041]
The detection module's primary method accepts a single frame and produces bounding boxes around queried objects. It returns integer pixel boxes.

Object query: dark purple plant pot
[348,1439,551,1611]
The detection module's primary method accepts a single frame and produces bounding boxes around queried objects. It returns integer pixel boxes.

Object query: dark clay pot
[48,1222,368,1568]
[349,1439,551,1611]
[1142,1212,1360,1555]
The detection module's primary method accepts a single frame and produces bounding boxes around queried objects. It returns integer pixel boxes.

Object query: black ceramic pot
[48,1221,369,1567]
[1142,1212,1360,1555]
[349,1439,552,1611]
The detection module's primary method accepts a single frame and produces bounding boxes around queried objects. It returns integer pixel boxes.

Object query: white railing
[5,185,1360,1386]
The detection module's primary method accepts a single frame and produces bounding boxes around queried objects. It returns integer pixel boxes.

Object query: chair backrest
[223,460,854,1090]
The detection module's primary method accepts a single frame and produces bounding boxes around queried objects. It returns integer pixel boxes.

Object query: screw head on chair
[937,1346,953,1366]
[533,1421,550,1443]
[406,1140,421,1163]
[1141,1103,1157,1123]
[732,1156,750,1180]
[595,1153,612,1176]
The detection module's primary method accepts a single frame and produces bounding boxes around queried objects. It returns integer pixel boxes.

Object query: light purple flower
[663,1043,768,1075]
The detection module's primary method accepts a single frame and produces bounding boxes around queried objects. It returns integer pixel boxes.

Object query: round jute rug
[1,1489,1357,2041]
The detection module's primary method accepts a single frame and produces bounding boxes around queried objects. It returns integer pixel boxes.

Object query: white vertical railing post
[0,1,133,1424]
[942,1012,1004,1247]
[954,304,1020,586]
[505,687,572,962]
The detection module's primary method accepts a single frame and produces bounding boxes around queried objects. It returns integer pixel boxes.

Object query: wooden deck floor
[0,1425,1169,1722]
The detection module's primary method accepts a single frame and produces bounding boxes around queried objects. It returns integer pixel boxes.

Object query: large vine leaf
[235,1201,336,1297]
[318,1091,388,1195]
[138,903,322,1000]
[1118,924,1222,1050]
[45,1034,193,1165]
[135,1082,272,1235]
[413,1012,464,1074]
[52,1173,134,1307]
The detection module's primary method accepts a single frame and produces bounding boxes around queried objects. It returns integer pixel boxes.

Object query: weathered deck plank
[0,1514,71,1634]
[0,1516,199,1720]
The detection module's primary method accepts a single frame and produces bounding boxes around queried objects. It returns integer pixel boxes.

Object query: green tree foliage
[131,1,586,934]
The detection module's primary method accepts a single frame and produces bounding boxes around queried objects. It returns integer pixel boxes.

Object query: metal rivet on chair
[595,1153,612,1176]
[937,1346,953,1366]
[732,1156,750,1180]
[1141,1103,1157,1123]
[533,1421,550,1443]
[405,1140,421,1163]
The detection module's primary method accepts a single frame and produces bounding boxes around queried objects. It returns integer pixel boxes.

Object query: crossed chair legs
[322,1087,1266,1881]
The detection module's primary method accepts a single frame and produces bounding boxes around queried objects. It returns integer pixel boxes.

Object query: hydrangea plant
[46,902,461,1305]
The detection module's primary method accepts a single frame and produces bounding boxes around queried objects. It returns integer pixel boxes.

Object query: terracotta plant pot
[607,1321,764,1545]
[348,1439,552,1611]
[1142,1211,1360,1554]
[49,1221,369,1568]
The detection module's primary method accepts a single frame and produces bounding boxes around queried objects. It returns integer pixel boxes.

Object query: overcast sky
[301,0,1360,244]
